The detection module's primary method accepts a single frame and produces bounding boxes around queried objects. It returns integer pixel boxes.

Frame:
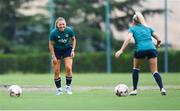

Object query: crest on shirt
[65,34,69,38]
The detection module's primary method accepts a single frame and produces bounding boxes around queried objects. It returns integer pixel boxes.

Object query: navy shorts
[134,49,157,60]
[54,47,72,60]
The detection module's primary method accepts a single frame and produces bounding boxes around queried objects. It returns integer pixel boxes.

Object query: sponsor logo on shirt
[65,34,69,38]
[58,38,68,43]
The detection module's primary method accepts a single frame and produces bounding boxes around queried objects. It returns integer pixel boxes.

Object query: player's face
[57,20,66,31]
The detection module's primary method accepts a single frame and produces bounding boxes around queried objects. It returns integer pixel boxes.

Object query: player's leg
[149,57,166,95]
[63,57,73,94]
[53,59,63,95]
[133,58,142,90]
[129,58,143,95]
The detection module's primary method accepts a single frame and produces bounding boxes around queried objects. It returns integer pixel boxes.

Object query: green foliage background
[0,51,180,74]
[0,0,163,54]
[0,0,178,73]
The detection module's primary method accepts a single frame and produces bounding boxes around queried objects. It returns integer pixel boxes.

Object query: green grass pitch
[0,73,180,110]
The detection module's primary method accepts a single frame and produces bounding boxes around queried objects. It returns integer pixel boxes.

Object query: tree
[0,0,49,54]
[0,0,163,54]
[0,0,27,53]
[53,0,163,52]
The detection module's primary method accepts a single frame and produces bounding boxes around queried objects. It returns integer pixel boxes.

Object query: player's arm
[49,30,56,59]
[152,32,161,48]
[49,40,58,64]
[71,36,76,58]
[115,33,133,58]
[49,40,55,57]
[71,36,76,51]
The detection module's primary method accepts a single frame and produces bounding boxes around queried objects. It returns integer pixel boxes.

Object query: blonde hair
[55,17,66,28]
[133,11,148,27]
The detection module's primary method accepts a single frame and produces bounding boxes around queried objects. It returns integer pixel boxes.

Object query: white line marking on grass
[0,85,180,92]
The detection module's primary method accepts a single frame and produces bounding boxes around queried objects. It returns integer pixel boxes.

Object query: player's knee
[52,60,58,65]
[54,68,59,74]
[66,66,72,73]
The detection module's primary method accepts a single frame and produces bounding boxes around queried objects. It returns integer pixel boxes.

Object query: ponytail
[133,11,148,27]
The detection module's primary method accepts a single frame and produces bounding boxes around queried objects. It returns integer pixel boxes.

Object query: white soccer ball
[8,85,22,97]
[114,84,128,97]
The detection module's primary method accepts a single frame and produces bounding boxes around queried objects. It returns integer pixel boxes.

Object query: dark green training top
[49,26,75,49]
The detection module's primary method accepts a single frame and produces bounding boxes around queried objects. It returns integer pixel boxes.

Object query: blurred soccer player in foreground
[49,17,76,95]
[115,11,166,96]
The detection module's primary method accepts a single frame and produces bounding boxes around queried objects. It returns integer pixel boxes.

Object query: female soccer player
[49,17,76,95]
[115,11,166,96]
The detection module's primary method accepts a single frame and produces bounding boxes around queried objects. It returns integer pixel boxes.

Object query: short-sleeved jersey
[49,26,75,49]
[128,24,156,52]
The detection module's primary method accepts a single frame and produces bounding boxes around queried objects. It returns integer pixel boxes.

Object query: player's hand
[115,50,123,58]
[52,55,58,64]
[71,50,75,58]
[156,44,161,48]
[156,40,161,48]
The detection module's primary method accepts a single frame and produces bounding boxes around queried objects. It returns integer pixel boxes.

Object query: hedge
[0,51,180,74]
[0,53,49,74]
